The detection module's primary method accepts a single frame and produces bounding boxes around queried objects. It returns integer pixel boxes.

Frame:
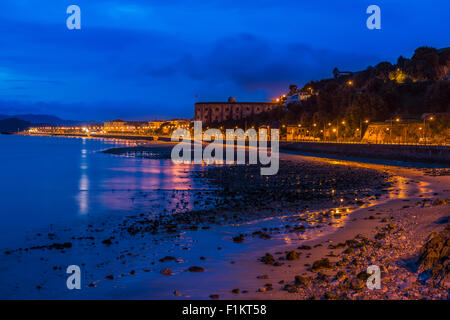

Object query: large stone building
[194,97,279,125]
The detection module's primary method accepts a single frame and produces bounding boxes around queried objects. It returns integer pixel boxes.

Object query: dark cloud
[141,33,379,93]
[0,0,447,120]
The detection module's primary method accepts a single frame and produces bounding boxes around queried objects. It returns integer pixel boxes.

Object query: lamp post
[327,122,332,142]
[389,119,393,142]
[336,120,339,142]
[394,118,400,143]
[423,115,434,145]
[359,120,364,140]
[359,119,369,141]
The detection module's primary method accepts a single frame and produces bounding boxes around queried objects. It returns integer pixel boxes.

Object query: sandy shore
[1,139,449,299]
[219,155,450,299]
[116,148,449,300]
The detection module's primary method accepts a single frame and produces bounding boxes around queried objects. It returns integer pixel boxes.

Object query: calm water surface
[0,135,197,247]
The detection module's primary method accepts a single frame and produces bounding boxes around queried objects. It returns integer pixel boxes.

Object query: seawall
[280,142,450,165]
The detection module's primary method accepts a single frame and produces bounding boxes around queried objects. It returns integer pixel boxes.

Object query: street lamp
[389,117,399,142]
[359,119,370,141]
[423,115,435,145]
[339,120,346,141]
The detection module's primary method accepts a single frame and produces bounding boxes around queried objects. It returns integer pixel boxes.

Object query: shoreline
[103,150,450,299]
[17,132,450,166]
[125,151,450,300]
[220,159,450,299]
[1,136,449,299]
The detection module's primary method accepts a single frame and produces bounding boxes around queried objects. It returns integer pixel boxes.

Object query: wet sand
[125,151,450,300]
[219,157,450,300]
[1,140,449,299]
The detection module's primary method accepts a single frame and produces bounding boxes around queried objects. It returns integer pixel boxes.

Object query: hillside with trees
[219,46,450,140]
[284,47,449,135]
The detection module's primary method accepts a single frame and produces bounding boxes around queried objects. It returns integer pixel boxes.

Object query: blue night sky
[0,0,448,121]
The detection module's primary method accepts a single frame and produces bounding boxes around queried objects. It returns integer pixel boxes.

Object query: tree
[333,67,339,79]
[407,47,440,80]
[288,84,298,95]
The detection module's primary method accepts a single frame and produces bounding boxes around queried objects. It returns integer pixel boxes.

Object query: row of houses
[102,119,190,134]
[27,119,191,136]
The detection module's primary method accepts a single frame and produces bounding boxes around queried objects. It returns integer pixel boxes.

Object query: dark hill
[0,118,31,133]
[0,114,77,125]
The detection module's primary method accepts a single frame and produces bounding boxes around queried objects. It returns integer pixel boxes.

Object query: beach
[223,158,450,300]
[0,138,449,299]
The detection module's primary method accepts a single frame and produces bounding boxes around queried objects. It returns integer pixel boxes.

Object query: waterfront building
[194,97,279,125]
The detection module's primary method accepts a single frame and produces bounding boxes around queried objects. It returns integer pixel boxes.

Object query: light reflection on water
[77,138,89,215]
[0,135,201,246]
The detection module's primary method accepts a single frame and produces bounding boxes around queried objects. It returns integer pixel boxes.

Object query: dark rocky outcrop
[417,225,450,288]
